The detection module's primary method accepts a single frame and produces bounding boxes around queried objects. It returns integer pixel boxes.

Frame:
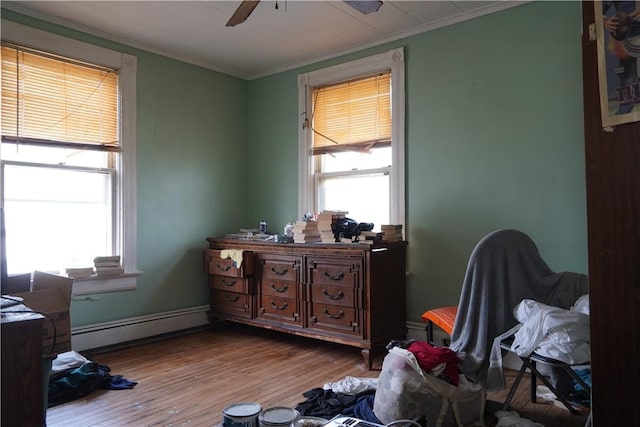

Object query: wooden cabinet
[1,306,46,427]
[204,238,407,368]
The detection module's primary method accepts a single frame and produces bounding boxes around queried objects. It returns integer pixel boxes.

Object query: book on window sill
[94,255,121,264]
[95,267,125,277]
[65,267,95,279]
[94,261,121,268]
[95,265,123,271]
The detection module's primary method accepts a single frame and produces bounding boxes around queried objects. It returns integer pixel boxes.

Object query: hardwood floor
[46,324,588,427]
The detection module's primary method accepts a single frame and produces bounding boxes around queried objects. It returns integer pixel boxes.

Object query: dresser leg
[361,348,372,370]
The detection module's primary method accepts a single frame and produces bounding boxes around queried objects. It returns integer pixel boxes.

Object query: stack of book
[94,255,124,277]
[65,267,94,279]
[317,210,347,243]
[357,231,384,245]
[292,221,321,243]
[381,224,403,242]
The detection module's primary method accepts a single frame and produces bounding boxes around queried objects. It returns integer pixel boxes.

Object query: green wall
[2,0,588,327]
[2,10,249,325]
[247,1,588,320]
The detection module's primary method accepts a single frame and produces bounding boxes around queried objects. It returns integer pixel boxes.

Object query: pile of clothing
[48,351,137,407]
[295,340,484,427]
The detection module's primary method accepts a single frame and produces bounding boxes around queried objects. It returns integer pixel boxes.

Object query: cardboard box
[12,271,72,357]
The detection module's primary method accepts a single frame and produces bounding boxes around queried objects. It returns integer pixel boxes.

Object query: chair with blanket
[441,229,589,408]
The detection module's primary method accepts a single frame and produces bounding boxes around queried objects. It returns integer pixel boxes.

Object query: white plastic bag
[373,347,485,427]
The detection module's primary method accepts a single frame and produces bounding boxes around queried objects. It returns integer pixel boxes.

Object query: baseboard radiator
[71,305,210,352]
[71,310,435,353]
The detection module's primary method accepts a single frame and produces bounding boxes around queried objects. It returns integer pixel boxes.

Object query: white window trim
[1,19,140,295]
[297,47,405,226]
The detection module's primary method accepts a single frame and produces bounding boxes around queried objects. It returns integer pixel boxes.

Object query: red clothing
[407,341,459,386]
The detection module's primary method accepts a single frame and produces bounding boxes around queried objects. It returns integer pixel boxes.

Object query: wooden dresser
[204,238,407,368]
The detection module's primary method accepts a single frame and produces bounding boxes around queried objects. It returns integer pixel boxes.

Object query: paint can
[223,402,262,427]
[259,407,299,427]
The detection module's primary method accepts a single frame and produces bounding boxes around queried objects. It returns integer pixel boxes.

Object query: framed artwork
[595,0,640,127]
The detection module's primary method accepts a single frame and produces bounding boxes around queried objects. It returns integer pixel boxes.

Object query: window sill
[71,271,143,296]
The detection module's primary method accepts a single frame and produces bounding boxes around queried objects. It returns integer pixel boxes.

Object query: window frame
[298,47,405,226]
[1,19,140,295]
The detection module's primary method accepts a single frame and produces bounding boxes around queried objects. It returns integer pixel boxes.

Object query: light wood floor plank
[46,324,588,427]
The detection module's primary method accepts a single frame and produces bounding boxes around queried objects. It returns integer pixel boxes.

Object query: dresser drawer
[210,276,250,294]
[307,302,362,336]
[205,250,253,277]
[262,278,297,299]
[211,290,252,319]
[309,283,358,308]
[257,295,302,325]
[307,257,362,288]
[258,254,300,282]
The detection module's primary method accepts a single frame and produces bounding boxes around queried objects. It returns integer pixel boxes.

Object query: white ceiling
[1,1,526,80]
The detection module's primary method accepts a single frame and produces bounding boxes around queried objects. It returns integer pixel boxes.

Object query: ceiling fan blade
[226,0,261,27]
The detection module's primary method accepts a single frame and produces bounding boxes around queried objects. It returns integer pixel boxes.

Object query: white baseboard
[71,314,448,353]
[71,305,210,351]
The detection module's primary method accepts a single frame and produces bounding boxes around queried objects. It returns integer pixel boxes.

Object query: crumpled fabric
[295,387,359,419]
[48,361,138,407]
[495,410,544,427]
[406,341,459,386]
[50,350,90,379]
[511,298,590,364]
[323,376,378,395]
[220,249,244,268]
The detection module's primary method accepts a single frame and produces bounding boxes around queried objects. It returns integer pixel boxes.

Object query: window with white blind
[0,20,139,294]
[298,48,405,230]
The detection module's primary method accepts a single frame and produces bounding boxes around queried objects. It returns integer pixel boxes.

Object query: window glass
[3,161,112,273]
[319,146,391,173]
[318,172,389,228]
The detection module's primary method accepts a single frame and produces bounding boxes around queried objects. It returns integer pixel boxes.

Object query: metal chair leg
[503,362,528,410]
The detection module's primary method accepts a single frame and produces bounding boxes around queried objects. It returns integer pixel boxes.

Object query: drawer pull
[271,266,289,276]
[222,278,237,287]
[270,283,288,293]
[224,293,239,302]
[322,289,344,300]
[323,271,345,281]
[322,308,345,319]
[270,300,289,310]
[216,263,232,272]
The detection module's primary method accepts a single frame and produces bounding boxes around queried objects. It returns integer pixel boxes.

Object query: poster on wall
[595,0,640,127]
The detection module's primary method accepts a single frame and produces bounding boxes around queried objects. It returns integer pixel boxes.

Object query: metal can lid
[224,403,262,417]
[259,407,299,425]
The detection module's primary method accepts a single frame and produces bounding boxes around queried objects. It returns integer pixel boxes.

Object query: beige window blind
[312,71,391,155]
[1,44,119,151]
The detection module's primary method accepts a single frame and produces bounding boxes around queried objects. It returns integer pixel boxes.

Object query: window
[0,20,138,294]
[298,48,405,230]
